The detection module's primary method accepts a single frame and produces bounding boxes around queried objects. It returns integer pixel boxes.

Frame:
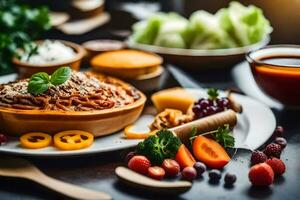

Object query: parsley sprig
[207,88,219,100]
[212,124,235,148]
[189,124,235,148]
[28,66,71,95]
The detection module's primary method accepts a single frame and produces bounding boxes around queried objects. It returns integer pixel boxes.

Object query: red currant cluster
[192,97,230,119]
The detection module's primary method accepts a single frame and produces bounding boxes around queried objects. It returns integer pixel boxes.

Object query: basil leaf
[50,66,71,86]
[28,72,50,95]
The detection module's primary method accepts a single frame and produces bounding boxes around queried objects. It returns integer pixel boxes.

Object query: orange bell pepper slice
[175,144,196,168]
[20,132,52,149]
[54,130,94,150]
[192,135,230,169]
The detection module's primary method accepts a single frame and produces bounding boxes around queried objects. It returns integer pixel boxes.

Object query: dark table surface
[1,9,300,200]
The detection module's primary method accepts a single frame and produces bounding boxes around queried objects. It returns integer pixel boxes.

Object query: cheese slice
[151,87,196,113]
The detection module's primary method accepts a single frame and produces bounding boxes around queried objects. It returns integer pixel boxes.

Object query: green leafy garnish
[28,67,71,95]
[136,129,181,165]
[188,124,235,148]
[28,72,51,95]
[24,43,39,61]
[207,88,219,100]
[0,0,50,72]
[50,66,72,86]
[212,124,235,148]
[189,127,198,138]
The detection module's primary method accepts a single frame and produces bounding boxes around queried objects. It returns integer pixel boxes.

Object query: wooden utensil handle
[28,172,111,200]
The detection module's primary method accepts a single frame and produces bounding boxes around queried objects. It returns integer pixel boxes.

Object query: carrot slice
[175,144,196,168]
[192,135,230,169]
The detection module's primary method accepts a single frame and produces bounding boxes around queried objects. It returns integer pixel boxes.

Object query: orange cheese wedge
[151,87,196,113]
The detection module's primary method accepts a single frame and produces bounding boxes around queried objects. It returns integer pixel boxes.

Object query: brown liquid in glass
[251,56,300,105]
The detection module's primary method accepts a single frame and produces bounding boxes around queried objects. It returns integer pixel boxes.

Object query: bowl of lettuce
[128,2,272,69]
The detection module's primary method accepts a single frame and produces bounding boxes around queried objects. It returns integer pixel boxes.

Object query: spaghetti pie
[0,72,140,111]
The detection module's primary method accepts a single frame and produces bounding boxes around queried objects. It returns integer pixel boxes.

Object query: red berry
[251,151,267,165]
[181,167,197,181]
[128,155,151,174]
[265,157,286,176]
[264,143,282,158]
[218,98,230,109]
[124,151,136,164]
[274,137,287,149]
[148,166,165,180]
[162,159,180,177]
[249,163,274,186]
[199,99,210,109]
[206,106,217,115]
[274,126,284,137]
[0,134,8,145]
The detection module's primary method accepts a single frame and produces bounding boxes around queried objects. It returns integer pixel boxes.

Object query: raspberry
[249,163,274,186]
[264,143,282,158]
[251,151,267,165]
[265,157,286,176]
[128,155,151,174]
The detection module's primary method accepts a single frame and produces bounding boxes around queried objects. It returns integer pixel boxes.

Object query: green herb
[212,124,235,148]
[50,66,72,86]
[28,72,50,95]
[189,127,198,138]
[188,124,235,148]
[136,129,181,165]
[207,88,219,100]
[28,67,72,95]
[0,0,50,72]
[25,43,39,61]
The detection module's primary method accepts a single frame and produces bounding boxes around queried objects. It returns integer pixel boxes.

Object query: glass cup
[246,45,300,106]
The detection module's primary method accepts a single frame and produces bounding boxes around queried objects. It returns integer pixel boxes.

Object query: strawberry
[265,157,286,176]
[128,155,151,174]
[249,163,274,186]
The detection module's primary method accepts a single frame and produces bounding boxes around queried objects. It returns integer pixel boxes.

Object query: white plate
[0,74,276,156]
[0,115,154,157]
[232,61,283,110]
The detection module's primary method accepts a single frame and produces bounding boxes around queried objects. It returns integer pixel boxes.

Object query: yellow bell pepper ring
[54,130,94,150]
[20,132,52,149]
[124,125,157,139]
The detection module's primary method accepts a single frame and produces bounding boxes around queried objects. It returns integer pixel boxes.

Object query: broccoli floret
[136,129,181,165]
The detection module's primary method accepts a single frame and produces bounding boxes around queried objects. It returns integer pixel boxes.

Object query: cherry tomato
[162,159,180,177]
[148,166,165,180]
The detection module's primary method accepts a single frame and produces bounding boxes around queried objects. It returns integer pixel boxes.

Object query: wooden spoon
[0,156,111,200]
[115,166,192,194]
